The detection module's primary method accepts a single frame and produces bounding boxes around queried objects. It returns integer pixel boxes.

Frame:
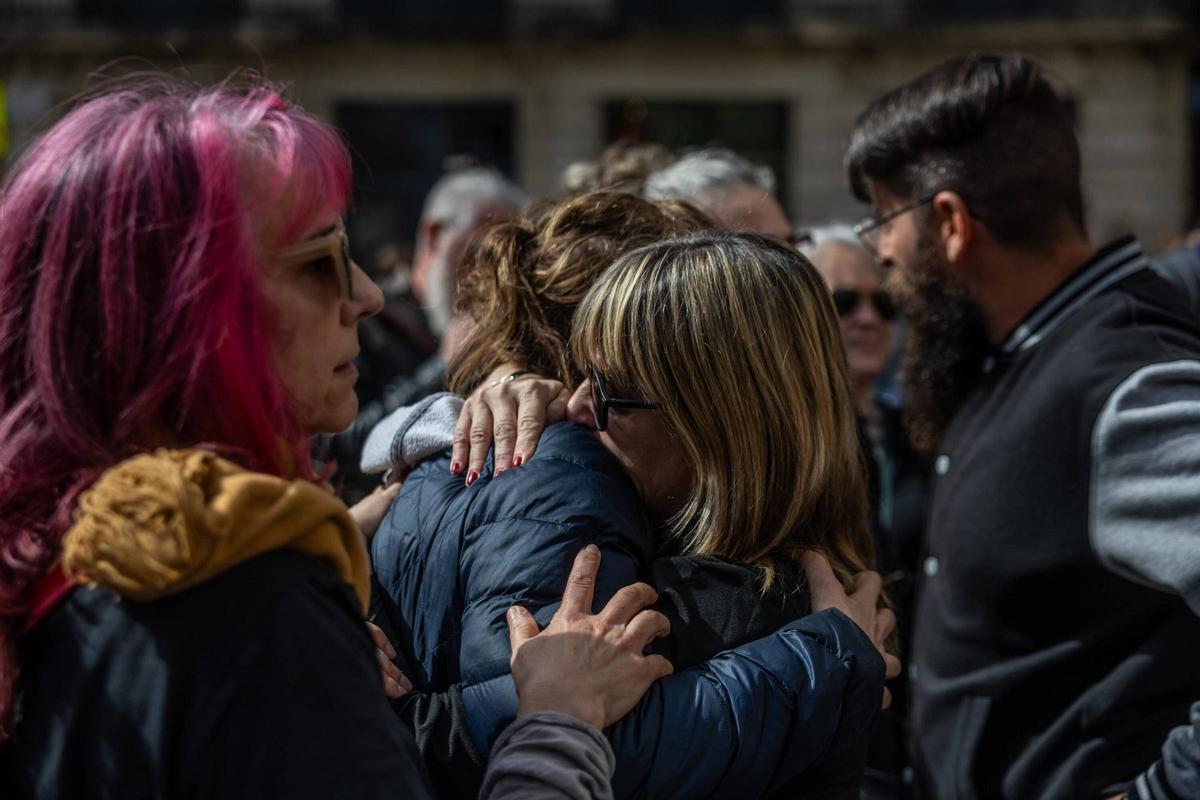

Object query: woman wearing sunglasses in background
[0,77,690,800]
[800,224,929,798]
[367,193,898,799]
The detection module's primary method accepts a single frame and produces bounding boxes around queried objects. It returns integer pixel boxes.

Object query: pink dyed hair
[0,75,352,738]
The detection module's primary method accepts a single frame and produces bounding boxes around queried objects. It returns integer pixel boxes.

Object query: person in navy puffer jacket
[368,195,897,799]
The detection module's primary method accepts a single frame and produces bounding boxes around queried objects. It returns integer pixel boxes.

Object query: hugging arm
[460,605,885,799]
[1121,701,1200,800]
[604,608,886,799]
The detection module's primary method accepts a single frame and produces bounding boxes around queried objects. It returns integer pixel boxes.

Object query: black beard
[891,236,992,455]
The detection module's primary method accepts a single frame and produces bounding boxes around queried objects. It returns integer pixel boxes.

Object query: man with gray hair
[412,166,528,340]
[643,147,792,242]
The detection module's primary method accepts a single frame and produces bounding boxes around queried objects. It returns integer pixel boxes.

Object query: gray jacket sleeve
[1091,361,1200,796]
[480,712,615,800]
[1130,701,1200,800]
[1090,360,1200,615]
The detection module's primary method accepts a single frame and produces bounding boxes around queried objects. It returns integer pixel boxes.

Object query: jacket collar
[1000,236,1149,356]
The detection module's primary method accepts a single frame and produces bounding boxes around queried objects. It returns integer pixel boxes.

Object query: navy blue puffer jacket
[372,422,883,798]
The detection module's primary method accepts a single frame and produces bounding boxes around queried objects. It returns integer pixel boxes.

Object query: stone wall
[1,25,1195,245]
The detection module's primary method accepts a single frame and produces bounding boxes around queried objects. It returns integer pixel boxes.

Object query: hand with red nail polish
[450,364,568,479]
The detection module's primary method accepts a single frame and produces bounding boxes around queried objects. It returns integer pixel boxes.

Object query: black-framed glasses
[832,289,897,322]
[852,193,937,255]
[587,362,657,432]
[276,219,355,300]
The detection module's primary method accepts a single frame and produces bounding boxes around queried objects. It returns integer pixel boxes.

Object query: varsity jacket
[912,237,1200,799]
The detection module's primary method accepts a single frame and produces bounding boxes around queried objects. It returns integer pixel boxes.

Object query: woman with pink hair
[0,76,673,798]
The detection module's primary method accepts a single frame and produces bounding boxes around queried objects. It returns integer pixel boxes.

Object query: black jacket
[913,238,1200,798]
[4,551,434,800]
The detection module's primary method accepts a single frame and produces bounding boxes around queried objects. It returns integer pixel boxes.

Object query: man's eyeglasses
[852,193,937,255]
[831,289,897,322]
[276,219,355,300]
[587,362,657,432]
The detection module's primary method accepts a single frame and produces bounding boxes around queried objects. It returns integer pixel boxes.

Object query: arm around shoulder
[1129,700,1200,800]
[605,607,884,799]
[481,711,616,800]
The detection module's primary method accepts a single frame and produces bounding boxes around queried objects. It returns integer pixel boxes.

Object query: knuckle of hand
[518,385,543,403]
[569,575,595,592]
[493,422,517,440]
[517,417,543,433]
[469,429,491,445]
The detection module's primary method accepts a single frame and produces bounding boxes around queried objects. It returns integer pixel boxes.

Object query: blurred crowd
[3,51,1200,800]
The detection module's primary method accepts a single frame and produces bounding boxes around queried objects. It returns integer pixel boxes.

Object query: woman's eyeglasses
[587,362,657,432]
[276,219,354,300]
[831,288,897,322]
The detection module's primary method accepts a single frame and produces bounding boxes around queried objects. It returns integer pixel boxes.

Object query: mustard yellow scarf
[62,449,370,614]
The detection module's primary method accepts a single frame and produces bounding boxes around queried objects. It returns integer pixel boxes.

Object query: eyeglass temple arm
[606,398,658,410]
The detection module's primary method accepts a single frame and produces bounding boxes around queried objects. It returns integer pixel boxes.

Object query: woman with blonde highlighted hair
[568,232,874,590]
[369,195,896,799]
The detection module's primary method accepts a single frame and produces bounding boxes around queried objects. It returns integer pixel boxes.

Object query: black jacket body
[913,240,1200,798]
[4,551,434,800]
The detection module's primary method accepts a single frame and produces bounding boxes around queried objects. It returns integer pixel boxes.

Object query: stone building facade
[3,0,1198,253]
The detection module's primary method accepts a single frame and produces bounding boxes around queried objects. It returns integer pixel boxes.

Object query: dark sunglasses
[276,219,355,300]
[831,289,897,322]
[587,362,657,432]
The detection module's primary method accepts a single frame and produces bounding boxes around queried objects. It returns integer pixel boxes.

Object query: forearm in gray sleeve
[1130,701,1200,800]
[480,712,616,800]
[1090,360,1200,616]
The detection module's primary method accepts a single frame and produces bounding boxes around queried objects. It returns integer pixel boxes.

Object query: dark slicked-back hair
[845,53,1085,248]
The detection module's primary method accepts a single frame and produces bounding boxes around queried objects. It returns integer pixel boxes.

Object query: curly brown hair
[561,140,677,195]
[447,191,713,395]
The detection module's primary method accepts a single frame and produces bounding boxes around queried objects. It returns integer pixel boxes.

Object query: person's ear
[932,190,974,265]
[410,219,443,300]
[419,219,443,256]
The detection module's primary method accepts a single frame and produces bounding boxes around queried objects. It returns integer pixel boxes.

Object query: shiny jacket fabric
[372,422,884,799]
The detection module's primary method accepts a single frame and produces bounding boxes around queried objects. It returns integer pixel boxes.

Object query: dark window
[616,0,783,29]
[337,0,505,35]
[336,102,516,271]
[77,0,240,26]
[604,99,791,215]
[908,0,1196,23]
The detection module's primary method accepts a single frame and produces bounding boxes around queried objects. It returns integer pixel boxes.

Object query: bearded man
[845,53,1200,800]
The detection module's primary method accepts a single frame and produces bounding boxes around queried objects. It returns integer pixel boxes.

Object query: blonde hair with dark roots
[571,232,874,589]
[447,191,713,395]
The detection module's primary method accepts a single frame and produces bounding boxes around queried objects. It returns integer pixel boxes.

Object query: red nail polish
[465,470,478,486]
[494,466,505,477]
[450,460,462,474]
[513,454,524,467]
